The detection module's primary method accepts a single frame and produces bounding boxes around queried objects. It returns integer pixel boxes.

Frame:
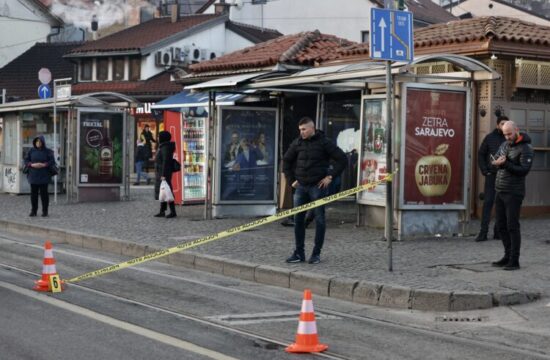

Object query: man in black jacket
[283,117,347,264]
[475,116,507,242]
[491,120,533,270]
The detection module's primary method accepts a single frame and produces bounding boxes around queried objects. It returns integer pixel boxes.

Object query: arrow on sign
[378,17,387,52]
[41,87,49,98]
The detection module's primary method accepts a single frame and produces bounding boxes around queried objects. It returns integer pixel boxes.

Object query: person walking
[134,139,151,186]
[154,131,177,218]
[491,121,533,270]
[475,116,507,242]
[140,124,156,172]
[24,135,55,217]
[283,117,347,264]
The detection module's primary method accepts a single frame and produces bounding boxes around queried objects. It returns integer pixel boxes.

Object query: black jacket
[283,131,347,185]
[495,132,534,196]
[478,128,505,176]
[24,135,55,185]
[135,145,149,163]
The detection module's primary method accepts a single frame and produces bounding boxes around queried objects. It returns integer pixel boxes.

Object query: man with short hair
[491,121,533,270]
[283,117,347,264]
[475,116,507,242]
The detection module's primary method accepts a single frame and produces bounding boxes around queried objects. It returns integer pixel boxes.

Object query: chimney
[171,4,179,23]
[214,0,230,15]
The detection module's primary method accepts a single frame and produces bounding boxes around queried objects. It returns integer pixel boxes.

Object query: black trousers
[30,184,49,214]
[480,174,498,235]
[495,191,524,262]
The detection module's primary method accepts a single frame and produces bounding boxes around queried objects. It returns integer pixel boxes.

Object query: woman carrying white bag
[154,131,177,218]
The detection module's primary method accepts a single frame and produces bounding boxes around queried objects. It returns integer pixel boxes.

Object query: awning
[184,72,269,91]
[151,90,246,110]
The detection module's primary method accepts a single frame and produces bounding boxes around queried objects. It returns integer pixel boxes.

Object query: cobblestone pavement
[1,187,549,304]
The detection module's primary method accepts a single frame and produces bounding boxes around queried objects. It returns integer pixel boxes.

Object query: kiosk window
[81,59,93,81]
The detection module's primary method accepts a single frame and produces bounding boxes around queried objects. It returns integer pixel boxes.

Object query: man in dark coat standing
[491,120,533,270]
[24,135,55,217]
[283,117,347,264]
[154,131,177,218]
[475,116,507,242]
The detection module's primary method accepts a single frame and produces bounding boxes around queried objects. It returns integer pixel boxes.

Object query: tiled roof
[189,30,356,73]
[405,0,457,25]
[68,14,221,55]
[0,42,80,102]
[414,16,550,48]
[72,72,181,97]
[226,21,283,43]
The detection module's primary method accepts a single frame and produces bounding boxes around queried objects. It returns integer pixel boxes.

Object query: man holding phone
[475,116,507,242]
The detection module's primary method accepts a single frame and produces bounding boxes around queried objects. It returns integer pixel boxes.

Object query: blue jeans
[293,184,328,257]
[135,161,149,183]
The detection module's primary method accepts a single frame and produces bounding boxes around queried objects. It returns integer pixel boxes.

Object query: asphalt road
[1,231,550,360]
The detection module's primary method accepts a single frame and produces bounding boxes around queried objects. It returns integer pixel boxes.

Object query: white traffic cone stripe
[44,249,53,258]
[301,300,314,313]
[297,321,317,335]
[42,264,57,274]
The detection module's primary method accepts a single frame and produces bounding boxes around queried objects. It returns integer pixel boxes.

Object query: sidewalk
[0,187,547,311]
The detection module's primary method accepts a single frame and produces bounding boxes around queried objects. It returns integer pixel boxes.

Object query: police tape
[66,171,397,283]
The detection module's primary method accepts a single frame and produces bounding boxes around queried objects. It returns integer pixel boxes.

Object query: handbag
[172,158,181,173]
[22,164,30,174]
[49,163,59,176]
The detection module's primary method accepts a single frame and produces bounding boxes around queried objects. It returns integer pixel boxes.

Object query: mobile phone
[490,154,497,162]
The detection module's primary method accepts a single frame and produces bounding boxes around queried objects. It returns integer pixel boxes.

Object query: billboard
[78,111,124,185]
[216,107,277,203]
[399,84,469,209]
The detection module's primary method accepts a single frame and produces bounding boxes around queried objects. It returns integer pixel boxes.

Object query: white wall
[0,0,56,67]
[450,0,550,26]
[206,0,376,42]
[225,29,255,53]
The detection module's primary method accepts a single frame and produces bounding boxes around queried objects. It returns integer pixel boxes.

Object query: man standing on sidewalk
[475,116,507,242]
[491,121,533,270]
[283,117,346,264]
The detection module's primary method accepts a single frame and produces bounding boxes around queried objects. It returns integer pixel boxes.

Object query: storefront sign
[400,85,469,209]
[217,107,277,203]
[78,112,124,185]
[358,96,387,206]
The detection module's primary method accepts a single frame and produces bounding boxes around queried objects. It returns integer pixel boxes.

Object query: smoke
[50,0,158,30]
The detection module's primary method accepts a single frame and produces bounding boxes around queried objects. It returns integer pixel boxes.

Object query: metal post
[53,81,58,204]
[205,91,215,220]
[385,60,394,272]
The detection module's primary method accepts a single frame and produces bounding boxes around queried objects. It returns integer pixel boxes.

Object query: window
[129,58,141,81]
[97,58,109,81]
[510,107,550,170]
[113,58,125,80]
[361,31,369,44]
[81,59,93,81]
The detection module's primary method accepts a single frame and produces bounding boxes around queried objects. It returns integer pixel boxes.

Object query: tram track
[1,235,550,360]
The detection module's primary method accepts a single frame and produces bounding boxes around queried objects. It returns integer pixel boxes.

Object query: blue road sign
[38,84,51,99]
[370,8,414,62]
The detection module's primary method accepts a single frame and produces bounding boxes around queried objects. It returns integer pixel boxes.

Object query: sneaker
[474,232,488,242]
[281,218,295,227]
[308,255,320,264]
[29,212,37,217]
[503,262,520,271]
[165,213,177,218]
[133,182,140,186]
[285,253,305,263]
[491,257,509,267]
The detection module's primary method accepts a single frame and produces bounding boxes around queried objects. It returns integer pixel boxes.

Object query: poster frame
[398,83,470,210]
[77,108,126,187]
[357,94,387,206]
[215,106,278,205]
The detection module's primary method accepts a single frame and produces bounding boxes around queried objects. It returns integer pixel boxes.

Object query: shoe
[308,255,321,264]
[165,213,177,218]
[29,212,37,217]
[154,212,165,217]
[41,213,48,217]
[491,257,509,267]
[133,182,139,186]
[281,218,295,227]
[474,232,488,242]
[285,253,305,263]
[503,262,520,271]
[493,232,501,240]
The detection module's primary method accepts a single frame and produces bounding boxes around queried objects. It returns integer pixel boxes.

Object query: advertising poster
[358,97,387,205]
[218,107,277,203]
[79,112,124,184]
[401,86,468,208]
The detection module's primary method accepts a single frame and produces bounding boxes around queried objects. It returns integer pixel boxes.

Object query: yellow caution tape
[66,170,397,283]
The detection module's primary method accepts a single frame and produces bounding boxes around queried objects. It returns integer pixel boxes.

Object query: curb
[0,219,541,311]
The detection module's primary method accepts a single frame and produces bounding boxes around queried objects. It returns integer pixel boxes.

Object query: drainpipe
[47,26,61,43]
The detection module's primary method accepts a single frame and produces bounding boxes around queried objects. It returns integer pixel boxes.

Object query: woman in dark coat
[24,135,55,217]
[154,131,177,218]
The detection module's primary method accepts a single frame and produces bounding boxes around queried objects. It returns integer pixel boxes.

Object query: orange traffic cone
[33,241,64,292]
[286,289,328,353]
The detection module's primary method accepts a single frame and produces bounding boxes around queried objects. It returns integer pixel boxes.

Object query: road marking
[207,311,340,325]
[0,281,239,360]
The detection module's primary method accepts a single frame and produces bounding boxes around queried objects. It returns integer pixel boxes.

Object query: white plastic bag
[159,180,174,202]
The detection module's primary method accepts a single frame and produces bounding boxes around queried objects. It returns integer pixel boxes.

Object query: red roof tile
[72,72,181,96]
[68,14,221,54]
[189,30,356,73]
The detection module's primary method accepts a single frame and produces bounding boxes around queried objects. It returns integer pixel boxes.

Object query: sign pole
[53,81,58,204]
[385,60,394,272]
